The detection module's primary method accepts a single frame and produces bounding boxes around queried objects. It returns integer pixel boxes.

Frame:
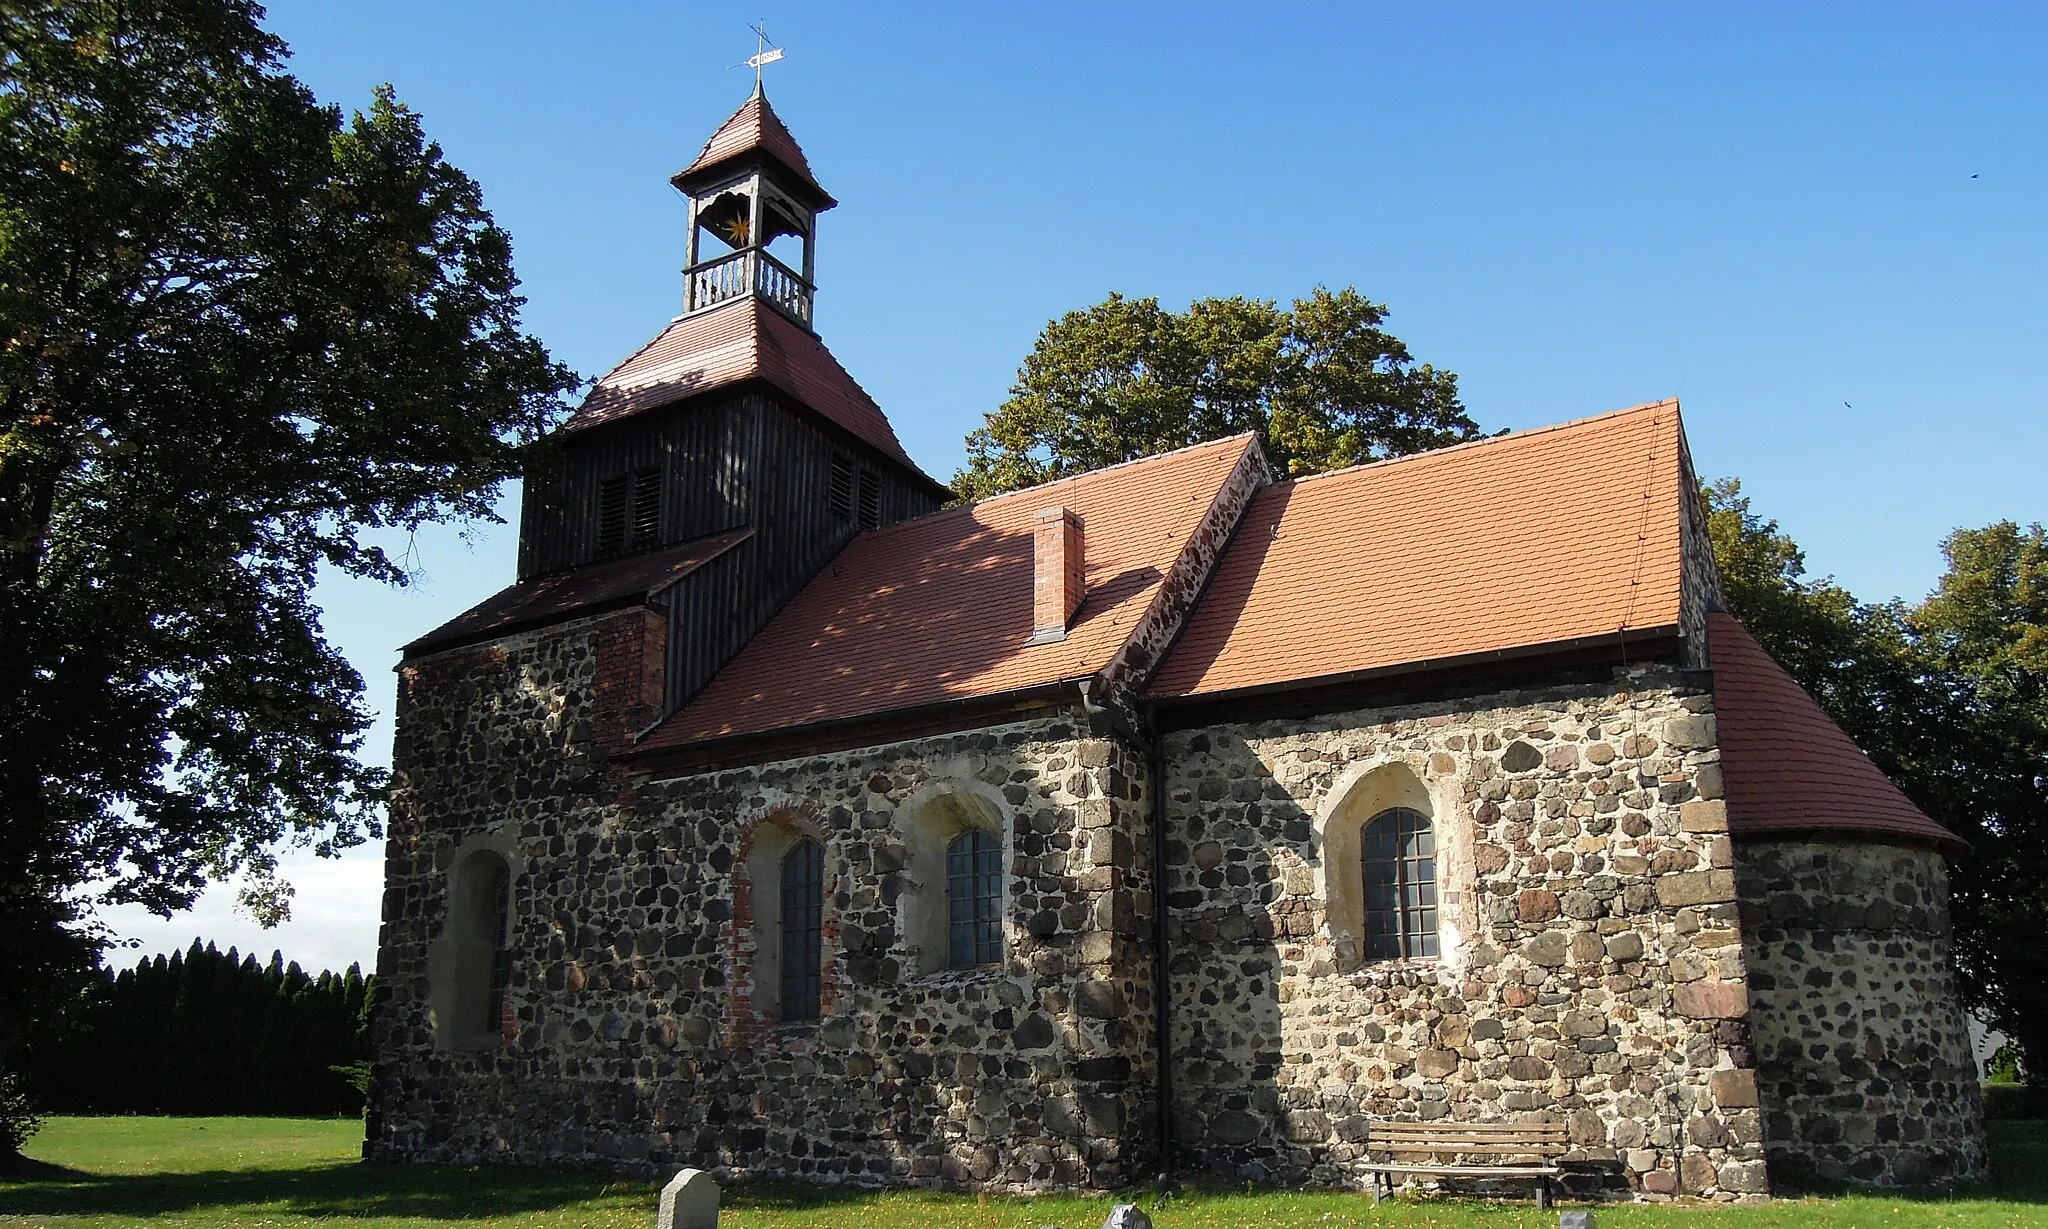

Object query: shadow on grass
[0,1160,645,1220]
[1767,1120,2048,1206]
[0,1161,911,1221]
[0,1156,91,1182]
[6,1122,2043,1220]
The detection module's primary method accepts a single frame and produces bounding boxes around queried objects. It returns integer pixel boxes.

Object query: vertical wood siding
[517,385,945,722]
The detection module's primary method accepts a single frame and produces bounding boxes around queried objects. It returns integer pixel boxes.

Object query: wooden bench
[1360,1119,1568,1207]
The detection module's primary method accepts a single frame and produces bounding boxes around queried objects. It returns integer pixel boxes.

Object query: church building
[364,88,1988,1198]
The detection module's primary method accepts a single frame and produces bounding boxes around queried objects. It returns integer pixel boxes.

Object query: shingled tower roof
[672,88,835,208]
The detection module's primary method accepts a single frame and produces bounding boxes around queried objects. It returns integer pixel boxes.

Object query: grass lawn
[2,1116,2044,1228]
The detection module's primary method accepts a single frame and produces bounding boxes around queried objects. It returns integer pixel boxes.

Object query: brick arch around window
[425,828,523,1051]
[733,809,832,1031]
[895,779,1009,978]
[1313,759,1472,973]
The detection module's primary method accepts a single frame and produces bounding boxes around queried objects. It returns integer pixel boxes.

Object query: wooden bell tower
[672,83,836,330]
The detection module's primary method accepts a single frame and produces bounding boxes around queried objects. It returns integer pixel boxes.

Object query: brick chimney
[1029,507,1085,645]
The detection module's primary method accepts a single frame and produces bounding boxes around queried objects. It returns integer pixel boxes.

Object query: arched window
[480,858,512,1033]
[430,843,515,1049]
[1363,807,1437,960]
[896,784,1007,977]
[947,829,1002,968]
[779,840,824,1022]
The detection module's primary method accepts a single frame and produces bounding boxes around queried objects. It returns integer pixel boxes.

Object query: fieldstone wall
[1676,460,1722,670]
[1734,838,1988,1185]
[368,613,1159,1190]
[1159,667,1771,1199]
[371,610,1984,1199]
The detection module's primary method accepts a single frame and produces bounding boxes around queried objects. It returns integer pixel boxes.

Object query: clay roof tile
[1708,612,1964,853]
[637,435,1261,749]
[565,298,934,486]
[1149,401,1689,699]
[404,529,753,656]
[675,91,833,207]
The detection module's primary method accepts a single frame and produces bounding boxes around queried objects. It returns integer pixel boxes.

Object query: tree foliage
[954,289,1478,499]
[1916,522,2048,1086]
[0,0,578,1089]
[1706,482,2048,1084]
[20,939,374,1116]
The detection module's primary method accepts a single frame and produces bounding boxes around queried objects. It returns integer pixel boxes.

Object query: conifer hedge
[20,940,374,1116]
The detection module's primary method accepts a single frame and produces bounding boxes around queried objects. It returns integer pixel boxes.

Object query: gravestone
[1559,1212,1596,1229]
[1102,1206,1152,1229]
[658,1168,719,1229]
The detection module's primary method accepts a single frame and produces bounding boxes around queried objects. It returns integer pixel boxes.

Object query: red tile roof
[1149,402,1688,699]
[564,298,933,484]
[405,529,752,656]
[638,435,1262,749]
[1708,612,1963,852]
[675,91,833,207]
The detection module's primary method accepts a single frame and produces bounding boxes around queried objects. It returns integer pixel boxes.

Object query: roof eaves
[624,676,1093,776]
[1147,623,1685,709]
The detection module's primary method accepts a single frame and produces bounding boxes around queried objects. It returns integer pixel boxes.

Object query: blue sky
[99,2,2047,973]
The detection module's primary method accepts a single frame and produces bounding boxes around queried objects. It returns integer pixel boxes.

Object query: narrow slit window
[828,456,855,524]
[1362,807,1436,961]
[857,467,881,529]
[946,829,1003,968]
[779,840,824,1022]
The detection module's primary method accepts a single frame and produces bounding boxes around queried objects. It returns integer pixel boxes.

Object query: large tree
[954,288,1478,499]
[1915,522,2048,1086]
[1706,483,2048,1085]
[0,0,578,1113]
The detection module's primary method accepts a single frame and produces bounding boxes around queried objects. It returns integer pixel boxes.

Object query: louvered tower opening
[596,466,663,557]
[828,456,855,524]
[857,467,880,529]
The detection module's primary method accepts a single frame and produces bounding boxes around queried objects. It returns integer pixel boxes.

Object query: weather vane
[734,20,784,93]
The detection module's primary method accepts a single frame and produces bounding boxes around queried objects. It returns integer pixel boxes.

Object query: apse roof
[565,297,935,486]
[1708,612,1964,853]
[1148,401,1690,700]
[674,90,834,207]
[636,435,1262,750]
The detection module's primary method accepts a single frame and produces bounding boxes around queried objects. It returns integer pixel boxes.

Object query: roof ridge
[985,431,1257,500]
[859,433,1260,541]
[1278,399,1681,491]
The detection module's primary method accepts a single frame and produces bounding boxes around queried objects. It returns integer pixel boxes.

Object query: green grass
[2,1116,2045,1228]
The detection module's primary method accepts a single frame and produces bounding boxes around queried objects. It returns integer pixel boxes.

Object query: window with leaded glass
[1362,807,1437,960]
[946,829,1002,968]
[779,840,824,1022]
[483,860,512,1033]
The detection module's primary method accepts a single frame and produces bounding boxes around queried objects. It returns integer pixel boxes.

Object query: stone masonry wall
[1676,450,1723,672]
[1159,667,1770,1199]
[376,605,1980,1196]
[1734,838,1987,1185]
[369,612,1159,1190]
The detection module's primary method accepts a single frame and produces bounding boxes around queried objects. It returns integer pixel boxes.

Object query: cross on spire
[739,20,784,95]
